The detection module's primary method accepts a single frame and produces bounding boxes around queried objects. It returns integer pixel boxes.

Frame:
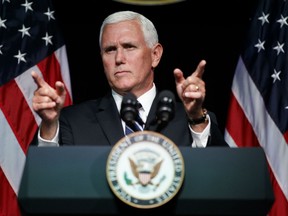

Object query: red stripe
[225,92,260,147]
[37,53,72,106]
[268,167,288,215]
[0,168,21,216]
[283,130,288,144]
[0,80,37,153]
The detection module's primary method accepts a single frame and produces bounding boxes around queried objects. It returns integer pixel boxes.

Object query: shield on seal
[138,172,151,186]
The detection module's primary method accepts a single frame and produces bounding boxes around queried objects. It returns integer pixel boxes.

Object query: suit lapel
[96,93,125,146]
[145,94,159,131]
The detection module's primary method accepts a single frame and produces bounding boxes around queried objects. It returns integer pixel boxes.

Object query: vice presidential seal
[106,131,185,209]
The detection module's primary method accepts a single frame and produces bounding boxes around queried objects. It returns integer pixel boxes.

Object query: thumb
[173,68,185,85]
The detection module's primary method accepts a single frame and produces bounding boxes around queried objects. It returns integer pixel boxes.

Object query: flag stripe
[0,108,26,194]
[37,51,63,86]
[15,65,44,126]
[55,46,72,99]
[225,92,260,148]
[37,48,72,106]
[0,80,37,153]
[268,171,288,216]
[0,168,21,216]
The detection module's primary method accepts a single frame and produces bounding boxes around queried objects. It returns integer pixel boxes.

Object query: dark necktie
[125,102,144,135]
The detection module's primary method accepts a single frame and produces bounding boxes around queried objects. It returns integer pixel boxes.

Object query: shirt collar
[112,83,156,116]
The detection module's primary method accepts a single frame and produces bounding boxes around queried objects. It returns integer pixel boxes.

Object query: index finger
[192,60,206,79]
[31,70,47,88]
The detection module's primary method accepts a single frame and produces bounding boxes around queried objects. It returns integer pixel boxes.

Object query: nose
[115,48,125,64]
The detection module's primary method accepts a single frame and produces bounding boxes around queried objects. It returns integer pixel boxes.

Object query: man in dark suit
[31,11,228,147]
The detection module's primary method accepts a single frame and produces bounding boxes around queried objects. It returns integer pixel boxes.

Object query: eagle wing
[129,158,139,178]
[151,160,162,179]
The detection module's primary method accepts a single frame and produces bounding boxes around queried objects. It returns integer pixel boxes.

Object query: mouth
[115,70,129,76]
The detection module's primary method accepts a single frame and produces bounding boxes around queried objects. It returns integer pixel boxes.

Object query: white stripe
[0,109,26,194]
[223,129,237,147]
[230,57,288,200]
[55,45,73,100]
[15,66,42,126]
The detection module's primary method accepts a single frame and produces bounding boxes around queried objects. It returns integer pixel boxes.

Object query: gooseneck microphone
[120,92,138,125]
[156,90,175,126]
[121,90,175,133]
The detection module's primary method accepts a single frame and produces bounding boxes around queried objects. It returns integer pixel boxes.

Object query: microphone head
[156,90,175,123]
[120,92,138,123]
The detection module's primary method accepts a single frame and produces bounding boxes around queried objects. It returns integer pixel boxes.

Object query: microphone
[155,90,175,128]
[120,92,138,124]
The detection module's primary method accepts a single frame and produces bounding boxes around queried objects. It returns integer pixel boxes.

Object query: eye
[104,46,116,54]
[123,43,136,50]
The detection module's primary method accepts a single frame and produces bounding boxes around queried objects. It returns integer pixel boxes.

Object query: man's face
[100,20,156,97]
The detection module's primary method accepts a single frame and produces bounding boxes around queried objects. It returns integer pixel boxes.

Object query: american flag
[0,0,72,215]
[225,0,288,215]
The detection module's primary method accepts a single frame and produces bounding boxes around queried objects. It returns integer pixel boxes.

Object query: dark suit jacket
[57,92,228,147]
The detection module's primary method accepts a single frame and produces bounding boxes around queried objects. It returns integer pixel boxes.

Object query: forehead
[101,20,145,44]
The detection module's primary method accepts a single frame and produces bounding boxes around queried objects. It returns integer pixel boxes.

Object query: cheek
[102,63,114,81]
[102,60,114,76]
[102,57,113,68]
[134,57,152,72]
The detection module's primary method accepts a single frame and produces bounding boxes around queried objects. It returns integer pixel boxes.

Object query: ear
[151,43,163,68]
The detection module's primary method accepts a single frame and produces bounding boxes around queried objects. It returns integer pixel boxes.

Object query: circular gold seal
[106,131,185,209]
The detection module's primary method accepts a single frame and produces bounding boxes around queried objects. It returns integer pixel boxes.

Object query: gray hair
[99,11,159,48]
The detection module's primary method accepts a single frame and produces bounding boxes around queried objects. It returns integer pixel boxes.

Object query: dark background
[51,0,260,133]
